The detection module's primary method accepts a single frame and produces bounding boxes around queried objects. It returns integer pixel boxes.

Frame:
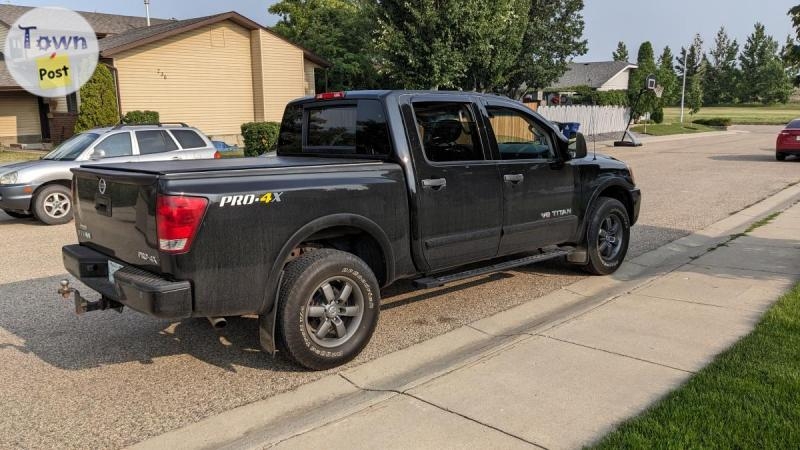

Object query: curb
[594,129,747,148]
[130,182,800,450]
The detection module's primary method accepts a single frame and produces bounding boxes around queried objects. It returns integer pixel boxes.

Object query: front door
[481,103,578,255]
[406,98,503,271]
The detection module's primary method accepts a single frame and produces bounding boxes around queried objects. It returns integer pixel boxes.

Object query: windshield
[42,133,99,161]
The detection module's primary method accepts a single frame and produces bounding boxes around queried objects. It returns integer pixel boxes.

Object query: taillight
[213,151,222,159]
[156,194,208,254]
[315,91,345,100]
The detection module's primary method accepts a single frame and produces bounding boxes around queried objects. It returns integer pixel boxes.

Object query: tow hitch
[57,279,123,315]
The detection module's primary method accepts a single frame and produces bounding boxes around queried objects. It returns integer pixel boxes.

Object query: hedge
[693,117,732,128]
[548,85,629,107]
[241,121,280,157]
[123,110,160,125]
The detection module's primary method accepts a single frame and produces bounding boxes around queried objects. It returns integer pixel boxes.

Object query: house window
[66,93,78,113]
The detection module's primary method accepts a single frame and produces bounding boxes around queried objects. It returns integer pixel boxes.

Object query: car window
[136,130,179,155]
[486,106,555,161]
[42,133,99,161]
[413,102,484,163]
[170,130,207,149]
[94,132,133,158]
[277,100,391,157]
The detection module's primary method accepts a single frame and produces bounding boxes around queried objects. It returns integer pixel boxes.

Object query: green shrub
[123,110,160,124]
[558,86,629,107]
[75,65,119,133]
[651,108,664,124]
[241,122,280,157]
[693,117,732,127]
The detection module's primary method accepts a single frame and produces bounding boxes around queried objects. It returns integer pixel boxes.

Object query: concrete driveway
[0,125,798,449]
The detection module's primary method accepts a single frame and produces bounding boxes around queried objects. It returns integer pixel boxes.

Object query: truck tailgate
[72,167,162,270]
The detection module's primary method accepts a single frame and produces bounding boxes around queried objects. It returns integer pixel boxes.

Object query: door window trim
[410,100,492,167]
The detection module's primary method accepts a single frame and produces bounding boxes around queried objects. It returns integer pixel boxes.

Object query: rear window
[787,120,800,129]
[170,130,207,149]
[277,99,391,157]
[136,130,179,155]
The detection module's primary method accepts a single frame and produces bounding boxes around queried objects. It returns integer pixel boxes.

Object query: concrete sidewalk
[133,185,800,450]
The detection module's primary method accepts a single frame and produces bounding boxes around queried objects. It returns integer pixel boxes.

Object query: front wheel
[583,197,631,275]
[274,249,380,370]
[33,184,73,225]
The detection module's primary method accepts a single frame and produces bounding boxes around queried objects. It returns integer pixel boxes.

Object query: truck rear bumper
[62,244,192,319]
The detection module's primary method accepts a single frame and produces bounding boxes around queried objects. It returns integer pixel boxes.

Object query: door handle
[504,174,524,184]
[422,178,447,190]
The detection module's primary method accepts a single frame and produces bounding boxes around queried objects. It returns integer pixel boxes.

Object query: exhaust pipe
[207,317,227,329]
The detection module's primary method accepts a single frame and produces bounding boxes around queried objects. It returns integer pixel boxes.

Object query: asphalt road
[0,125,797,449]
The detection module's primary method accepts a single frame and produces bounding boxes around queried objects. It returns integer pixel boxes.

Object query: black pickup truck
[60,90,640,370]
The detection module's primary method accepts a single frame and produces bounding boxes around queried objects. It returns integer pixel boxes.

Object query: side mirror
[568,132,588,159]
[90,149,106,160]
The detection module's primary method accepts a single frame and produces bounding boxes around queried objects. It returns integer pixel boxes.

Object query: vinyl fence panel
[537,105,631,135]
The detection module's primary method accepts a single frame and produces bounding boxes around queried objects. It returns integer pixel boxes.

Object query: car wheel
[583,197,630,275]
[33,185,73,225]
[274,249,380,370]
[2,209,33,219]
[776,152,787,161]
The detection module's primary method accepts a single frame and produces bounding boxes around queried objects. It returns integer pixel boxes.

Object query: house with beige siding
[0,5,327,146]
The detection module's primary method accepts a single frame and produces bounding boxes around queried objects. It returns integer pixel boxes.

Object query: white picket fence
[537,105,631,136]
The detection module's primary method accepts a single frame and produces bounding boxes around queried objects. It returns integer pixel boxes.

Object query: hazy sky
[6,0,799,61]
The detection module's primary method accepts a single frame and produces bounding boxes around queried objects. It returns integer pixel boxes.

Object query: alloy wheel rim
[43,192,71,219]
[304,276,364,348]
[597,214,623,263]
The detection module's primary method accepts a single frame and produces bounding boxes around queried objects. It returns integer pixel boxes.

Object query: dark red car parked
[776,119,800,160]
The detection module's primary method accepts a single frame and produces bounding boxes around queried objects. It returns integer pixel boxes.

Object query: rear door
[405,96,503,271]
[480,101,578,255]
[135,129,182,161]
[89,131,137,162]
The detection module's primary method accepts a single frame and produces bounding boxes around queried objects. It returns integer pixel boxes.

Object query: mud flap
[258,272,284,355]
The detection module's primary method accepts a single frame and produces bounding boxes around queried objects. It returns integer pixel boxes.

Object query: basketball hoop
[654,85,664,99]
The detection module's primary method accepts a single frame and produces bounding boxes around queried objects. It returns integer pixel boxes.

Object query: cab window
[94,132,133,158]
[486,106,555,161]
[413,102,484,163]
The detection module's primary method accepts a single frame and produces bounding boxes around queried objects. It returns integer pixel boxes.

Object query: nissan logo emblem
[98,178,106,195]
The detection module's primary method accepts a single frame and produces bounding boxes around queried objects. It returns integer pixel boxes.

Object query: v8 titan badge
[3,7,98,97]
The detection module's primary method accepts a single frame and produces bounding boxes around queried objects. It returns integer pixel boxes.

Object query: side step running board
[413,249,572,289]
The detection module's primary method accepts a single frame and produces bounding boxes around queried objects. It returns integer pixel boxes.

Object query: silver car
[0,123,220,225]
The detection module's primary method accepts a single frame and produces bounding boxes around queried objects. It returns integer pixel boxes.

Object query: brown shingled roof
[0,4,169,35]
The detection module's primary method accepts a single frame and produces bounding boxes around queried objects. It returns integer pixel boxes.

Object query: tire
[2,209,33,219]
[274,249,380,370]
[776,152,787,161]
[32,184,73,225]
[583,197,631,275]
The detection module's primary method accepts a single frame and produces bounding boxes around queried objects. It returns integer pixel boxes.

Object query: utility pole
[680,56,687,124]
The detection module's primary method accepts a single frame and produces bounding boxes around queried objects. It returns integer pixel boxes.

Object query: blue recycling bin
[561,122,580,138]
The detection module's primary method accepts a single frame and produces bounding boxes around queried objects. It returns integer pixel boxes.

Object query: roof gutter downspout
[101,61,123,121]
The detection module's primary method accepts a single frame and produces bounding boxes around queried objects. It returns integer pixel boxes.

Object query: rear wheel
[776,152,787,161]
[274,249,380,370]
[583,197,630,275]
[33,185,73,225]
[2,209,32,219]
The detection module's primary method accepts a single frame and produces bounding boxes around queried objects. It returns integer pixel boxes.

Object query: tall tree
[739,22,792,104]
[628,41,658,117]
[500,0,588,97]
[376,0,587,94]
[704,27,740,104]
[783,5,800,85]
[612,41,629,61]
[656,46,679,105]
[270,0,382,91]
[75,65,119,133]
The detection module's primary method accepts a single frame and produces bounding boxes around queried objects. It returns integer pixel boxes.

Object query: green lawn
[664,105,800,125]
[0,150,43,163]
[592,282,800,449]
[631,122,717,136]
